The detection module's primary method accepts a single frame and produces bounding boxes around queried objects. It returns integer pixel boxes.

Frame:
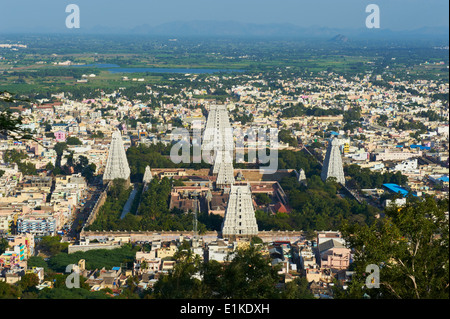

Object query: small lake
[73,63,244,74]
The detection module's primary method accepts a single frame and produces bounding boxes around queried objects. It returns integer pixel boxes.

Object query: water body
[73,63,244,74]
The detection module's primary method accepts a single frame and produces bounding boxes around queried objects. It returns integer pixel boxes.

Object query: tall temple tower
[142,165,153,184]
[103,130,131,186]
[298,168,307,186]
[221,184,258,239]
[321,138,345,184]
[202,105,235,188]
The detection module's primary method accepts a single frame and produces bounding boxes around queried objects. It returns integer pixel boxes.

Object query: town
[0,34,448,300]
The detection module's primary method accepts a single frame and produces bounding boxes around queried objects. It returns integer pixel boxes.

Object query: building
[102,130,131,185]
[392,159,418,173]
[317,231,346,246]
[155,241,178,259]
[384,198,407,208]
[374,150,421,162]
[22,176,52,190]
[142,166,153,184]
[0,210,15,235]
[317,239,350,270]
[5,234,35,258]
[321,138,345,184]
[54,130,67,142]
[205,239,236,263]
[202,105,235,189]
[297,168,307,186]
[299,246,317,271]
[0,244,26,268]
[221,184,258,238]
[382,183,415,198]
[17,214,57,236]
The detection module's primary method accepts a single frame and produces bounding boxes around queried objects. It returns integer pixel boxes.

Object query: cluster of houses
[57,231,351,298]
[0,172,88,238]
[1,67,447,215]
[0,50,448,298]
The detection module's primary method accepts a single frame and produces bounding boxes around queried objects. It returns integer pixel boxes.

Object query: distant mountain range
[124,21,450,40]
[130,21,449,40]
[3,20,449,41]
[130,21,346,38]
[328,34,349,43]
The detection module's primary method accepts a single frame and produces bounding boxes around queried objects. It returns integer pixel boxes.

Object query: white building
[103,130,131,184]
[221,184,258,238]
[321,138,345,184]
[391,159,418,173]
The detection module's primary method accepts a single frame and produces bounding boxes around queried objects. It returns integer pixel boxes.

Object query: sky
[0,0,448,33]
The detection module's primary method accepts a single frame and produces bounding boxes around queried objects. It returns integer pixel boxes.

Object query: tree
[152,243,203,299]
[251,236,264,245]
[254,193,271,206]
[19,273,39,292]
[38,236,70,256]
[151,243,288,299]
[199,259,224,298]
[27,256,50,272]
[54,142,68,157]
[2,149,37,175]
[339,196,449,299]
[121,275,141,299]
[91,130,104,138]
[81,163,96,183]
[0,238,9,254]
[66,136,82,145]
[304,230,317,241]
[220,245,282,299]
[343,107,361,123]
[0,281,20,299]
[281,277,314,299]
[0,91,36,142]
[278,129,298,147]
[45,162,55,171]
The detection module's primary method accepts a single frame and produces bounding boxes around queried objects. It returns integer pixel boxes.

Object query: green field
[0,35,448,98]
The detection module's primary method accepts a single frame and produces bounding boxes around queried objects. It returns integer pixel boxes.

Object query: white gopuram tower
[215,150,235,188]
[202,105,235,189]
[142,165,153,184]
[321,138,345,184]
[103,130,131,185]
[298,168,307,186]
[221,184,258,238]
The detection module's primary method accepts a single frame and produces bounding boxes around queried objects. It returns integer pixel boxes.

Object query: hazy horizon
[0,0,448,34]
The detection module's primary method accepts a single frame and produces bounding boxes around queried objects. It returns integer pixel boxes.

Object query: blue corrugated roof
[410,144,431,150]
[382,183,412,197]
